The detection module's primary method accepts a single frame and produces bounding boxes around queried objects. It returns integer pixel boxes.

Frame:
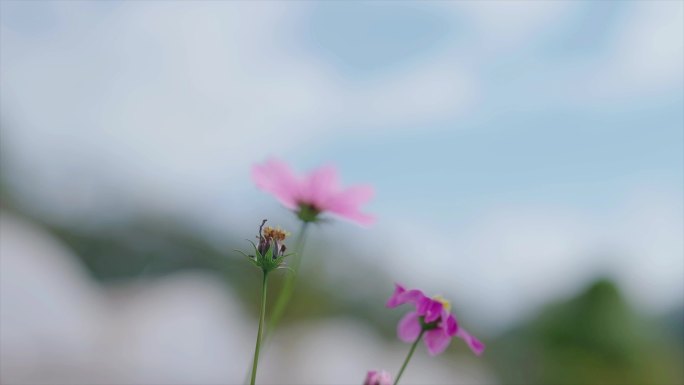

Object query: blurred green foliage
[491,280,684,385]
[40,212,397,338]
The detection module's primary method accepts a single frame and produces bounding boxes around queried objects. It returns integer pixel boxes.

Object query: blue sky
[1,0,682,328]
[296,1,683,223]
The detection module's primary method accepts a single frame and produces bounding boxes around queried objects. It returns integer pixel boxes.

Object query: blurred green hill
[491,279,684,385]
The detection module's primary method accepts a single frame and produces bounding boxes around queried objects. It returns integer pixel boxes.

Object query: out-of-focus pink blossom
[252,158,375,226]
[387,283,485,356]
[364,370,393,385]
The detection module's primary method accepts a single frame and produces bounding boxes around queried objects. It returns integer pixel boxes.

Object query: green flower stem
[394,329,426,385]
[250,271,269,385]
[265,221,310,338]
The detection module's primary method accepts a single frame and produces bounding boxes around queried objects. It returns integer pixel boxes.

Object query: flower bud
[364,370,392,385]
[238,219,292,273]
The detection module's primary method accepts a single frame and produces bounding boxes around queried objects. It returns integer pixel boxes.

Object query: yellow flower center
[432,295,451,312]
[262,226,290,241]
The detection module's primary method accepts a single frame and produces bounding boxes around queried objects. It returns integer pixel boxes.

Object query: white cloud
[437,1,683,107]
[536,1,683,106]
[345,59,477,132]
[2,0,680,227]
[445,1,575,51]
[0,2,477,224]
[608,1,684,94]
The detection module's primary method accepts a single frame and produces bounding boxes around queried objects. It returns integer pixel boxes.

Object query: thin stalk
[394,330,425,385]
[250,271,269,385]
[265,221,310,337]
[242,222,310,385]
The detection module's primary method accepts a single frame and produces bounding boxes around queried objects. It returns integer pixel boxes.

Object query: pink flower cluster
[387,283,485,356]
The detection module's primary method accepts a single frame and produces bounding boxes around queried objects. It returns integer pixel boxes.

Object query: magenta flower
[387,283,485,356]
[364,370,392,385]
[252,158,375,226]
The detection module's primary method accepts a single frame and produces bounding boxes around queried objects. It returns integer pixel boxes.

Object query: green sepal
[260,251,295,273]
[233,247,260,268]
[419,316,440,331]
[296,203,321,223]
[238,239,295,273]
[247,239,259,254]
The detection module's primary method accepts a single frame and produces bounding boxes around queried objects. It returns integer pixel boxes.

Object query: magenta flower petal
[300,165,339,208]
[415,296,431,315]
[443,313,458,337]
[324,185,375,226]
[251,159,300,209]
[386,284,406,308]
[424,328,452,356]
[457,328,485,356]
[423,299,443,323]
[388,283,483,358]
[364,370,392,385]
[397,311,422,342]
[326,185,374,209]
[252,158,374,226]
[386,284,425,309]
[332,209,375,227]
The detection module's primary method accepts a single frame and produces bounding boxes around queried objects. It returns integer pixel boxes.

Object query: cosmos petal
[251,158,300,209]
[397,311,422,343]
[424,328,451,356]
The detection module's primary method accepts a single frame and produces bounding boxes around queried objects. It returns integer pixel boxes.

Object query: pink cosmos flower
[252,158,375,226]
[364,370,392,385]
[387,283,485,356]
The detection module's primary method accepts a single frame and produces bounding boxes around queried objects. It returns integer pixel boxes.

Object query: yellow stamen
[263,226,290,241]
[432,295,451,312]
